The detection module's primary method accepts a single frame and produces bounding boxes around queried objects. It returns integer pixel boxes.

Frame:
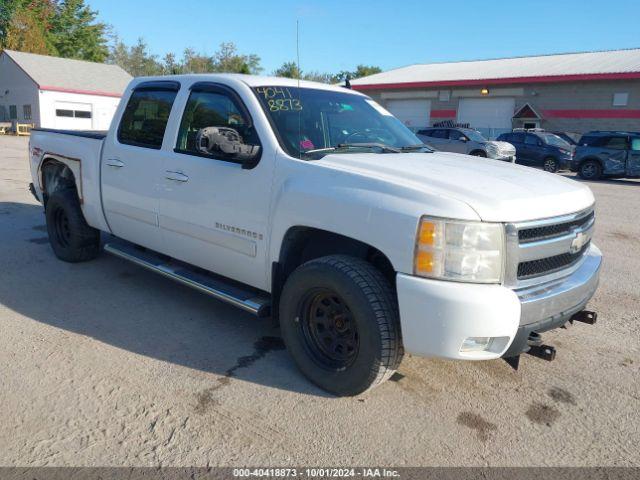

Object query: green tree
[1,0,55,53]
[352,64,382,78]
[273,61,301,79]
[181,47,214,73]
[212,42,261,74]
[107,37,163,76]
[48,0,109,62]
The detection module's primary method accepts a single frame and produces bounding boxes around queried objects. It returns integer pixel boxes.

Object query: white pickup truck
[28,75,601,395]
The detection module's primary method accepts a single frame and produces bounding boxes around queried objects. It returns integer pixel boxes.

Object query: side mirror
[196,127,261,169]
[459,136,468,142]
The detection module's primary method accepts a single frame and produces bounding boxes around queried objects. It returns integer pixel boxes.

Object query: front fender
[267,156,481,277]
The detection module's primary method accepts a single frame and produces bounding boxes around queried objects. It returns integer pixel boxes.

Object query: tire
[578,160,602,180]
[543,157,559,173]
[470,150,487,157]
[45,188,100,262]
[279,255,403,396]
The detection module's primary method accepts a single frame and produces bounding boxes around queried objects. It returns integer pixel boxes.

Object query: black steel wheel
[299,289,359,370]
[280,255,403,396]
[45,188,100,262]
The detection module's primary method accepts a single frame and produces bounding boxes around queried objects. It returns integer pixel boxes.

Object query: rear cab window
[117,81,180,149]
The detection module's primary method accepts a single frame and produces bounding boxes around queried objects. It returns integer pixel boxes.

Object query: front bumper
[396,244,602,360]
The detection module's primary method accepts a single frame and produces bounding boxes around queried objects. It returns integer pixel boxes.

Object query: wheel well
[470,149,486,156]
[271,227,396,321]
[578,157,602,169]
[40,159,77,206]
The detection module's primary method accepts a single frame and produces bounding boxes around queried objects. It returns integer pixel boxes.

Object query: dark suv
[572,131,640,180]
[497,131,574,172]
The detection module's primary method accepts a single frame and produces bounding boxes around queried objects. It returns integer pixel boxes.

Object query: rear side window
[417,129,433,137]
[525,134,539,145]
[601,136,628,150]
[118,87,178,149]
[579,135,598,146]
[632,138,640,151]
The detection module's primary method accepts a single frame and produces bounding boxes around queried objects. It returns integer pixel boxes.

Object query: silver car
[417,127,516,162]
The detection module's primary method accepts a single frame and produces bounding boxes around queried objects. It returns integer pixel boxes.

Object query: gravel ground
[0,135,638,467]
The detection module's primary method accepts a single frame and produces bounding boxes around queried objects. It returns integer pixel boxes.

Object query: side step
[104,240,271,317]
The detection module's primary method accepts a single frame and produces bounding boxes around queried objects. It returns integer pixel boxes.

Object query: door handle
[165,171,189,182]
[106,158,124,168]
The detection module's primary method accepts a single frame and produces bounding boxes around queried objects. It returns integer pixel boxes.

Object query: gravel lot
[0,135,638,467]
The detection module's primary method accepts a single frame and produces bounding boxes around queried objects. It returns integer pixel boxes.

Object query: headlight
[414,217,505,283]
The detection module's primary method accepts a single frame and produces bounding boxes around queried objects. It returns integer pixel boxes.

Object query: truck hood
[317,151,594,222]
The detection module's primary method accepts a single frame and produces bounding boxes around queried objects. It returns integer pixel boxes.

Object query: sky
[89,0,640,75]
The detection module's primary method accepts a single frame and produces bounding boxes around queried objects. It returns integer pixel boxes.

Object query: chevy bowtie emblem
[569,230,588,254]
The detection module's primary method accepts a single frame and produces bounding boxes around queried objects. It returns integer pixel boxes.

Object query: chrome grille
[505,207,595,288]
[518,210,595,244]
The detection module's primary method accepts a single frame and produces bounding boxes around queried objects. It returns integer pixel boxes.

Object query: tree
[48,0,109,62]
[352,64,382,78]
[107,37,163,76]
[212,42,261,74]
[273,61,301,79]
[1,0,55,54]
[181,47,214,74]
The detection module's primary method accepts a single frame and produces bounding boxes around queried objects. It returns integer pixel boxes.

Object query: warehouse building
[0,50,131,131]
[351,49,640,138]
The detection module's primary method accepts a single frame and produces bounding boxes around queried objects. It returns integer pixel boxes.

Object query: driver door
[158,83,273,290]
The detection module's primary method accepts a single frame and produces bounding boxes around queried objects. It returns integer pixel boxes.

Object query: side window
[431,129,448,139]
[176,88,259,156]
[602,136,628,150]
[511,133,524,143]
[631,138,640,151]
[118,88,178,149]
[417,129,433,137]
[525,134,539,145]
[449,130,466,141]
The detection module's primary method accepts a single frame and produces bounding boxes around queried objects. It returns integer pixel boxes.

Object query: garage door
[385,99,431,130]
[54,102,93,130]
[457,98,515,139]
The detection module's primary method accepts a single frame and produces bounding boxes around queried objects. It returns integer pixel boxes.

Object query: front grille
[517,241,590,280]
[519,211,594,244]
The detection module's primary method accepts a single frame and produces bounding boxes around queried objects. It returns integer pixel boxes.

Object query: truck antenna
[296,19,302,159]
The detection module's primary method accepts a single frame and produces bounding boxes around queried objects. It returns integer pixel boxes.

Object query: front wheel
[279,255,403,396]
[470,150,487,157]
[579,160,602,180]
[543,157,559,173]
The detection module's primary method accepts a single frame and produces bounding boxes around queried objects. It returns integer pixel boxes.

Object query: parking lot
[0,134,638,467]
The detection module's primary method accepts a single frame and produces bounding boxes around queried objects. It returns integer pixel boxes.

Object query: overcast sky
[89,0,640,74]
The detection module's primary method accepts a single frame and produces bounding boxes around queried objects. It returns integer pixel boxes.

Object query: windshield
[253,86,427,158]
[463,129,487,142]
[540,133,571,149]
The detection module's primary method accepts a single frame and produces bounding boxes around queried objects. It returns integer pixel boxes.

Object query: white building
[0,49,131,131]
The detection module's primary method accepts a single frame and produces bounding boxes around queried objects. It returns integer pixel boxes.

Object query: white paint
[385,99,431,129]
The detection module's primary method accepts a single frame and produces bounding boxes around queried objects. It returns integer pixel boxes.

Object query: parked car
[28,74,601,396]
[572,131,640,180]
[552,131,580,146]
[417,127,516,162]
[497,130,574,172]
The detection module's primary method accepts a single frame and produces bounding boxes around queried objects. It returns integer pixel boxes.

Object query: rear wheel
[543,157,559,173]
[279,255,403,396]
[45,188,100,262]
[579,160,602,180]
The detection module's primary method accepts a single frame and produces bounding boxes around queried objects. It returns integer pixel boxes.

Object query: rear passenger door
[597,136,628,175]
[522,134,541,166]
[627,137,640,176]
[101,81,179,252]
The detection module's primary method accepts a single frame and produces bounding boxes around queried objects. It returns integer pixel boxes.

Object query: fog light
[460,336,510,354]
[461,337,491,352]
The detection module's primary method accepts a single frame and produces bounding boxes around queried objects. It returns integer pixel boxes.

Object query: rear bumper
[396,244,602,360]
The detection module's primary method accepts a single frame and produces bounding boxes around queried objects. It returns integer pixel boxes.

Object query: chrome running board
[104,240,271,317]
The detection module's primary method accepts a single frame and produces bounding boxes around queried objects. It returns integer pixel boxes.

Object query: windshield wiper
[303,143,401,156]
[400,143,434,152]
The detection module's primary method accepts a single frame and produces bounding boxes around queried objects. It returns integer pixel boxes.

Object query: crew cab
[28,75,602,396]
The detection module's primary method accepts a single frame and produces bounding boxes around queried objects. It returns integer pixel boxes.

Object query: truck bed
[31,128,108,140]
